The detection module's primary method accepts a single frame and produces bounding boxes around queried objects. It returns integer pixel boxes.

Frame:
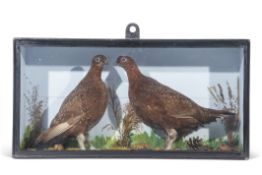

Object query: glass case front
[13,39,249,158]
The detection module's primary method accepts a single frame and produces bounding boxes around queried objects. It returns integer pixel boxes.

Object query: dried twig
[117,104,141,147]
[104,87,141,148]
[208,79,240,145]
[217,83,225,104]
[21,86,46,149]
[24,86,44,131]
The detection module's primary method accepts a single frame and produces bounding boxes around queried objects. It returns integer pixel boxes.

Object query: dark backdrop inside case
[18,46,245,148]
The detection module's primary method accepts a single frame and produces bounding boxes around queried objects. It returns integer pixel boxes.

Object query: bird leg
[76,133,86,150]
[164,129,177,150]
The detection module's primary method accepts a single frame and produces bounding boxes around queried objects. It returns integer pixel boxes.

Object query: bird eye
[121,57,127,62]
[95,57,101,62]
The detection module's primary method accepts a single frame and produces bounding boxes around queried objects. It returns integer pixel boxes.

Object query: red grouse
[35,55,108,150]
[116,56,235,150]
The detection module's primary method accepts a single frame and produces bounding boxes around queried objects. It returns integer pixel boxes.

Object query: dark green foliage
[20,86,45,150]
[229,133,240,146]
[63,138,79,148]
[90,136,113,149]
[19,126,32,150]
[202,139,222,151]
[173,139,188,151]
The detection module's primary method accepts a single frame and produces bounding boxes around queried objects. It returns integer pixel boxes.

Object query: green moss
[202,139,221,151]
[130,131,188,150]
[130,131,164,149]
[172,139,188,151]
[20,125,32,150]
[63,138,79,148]
[90,136,113,149]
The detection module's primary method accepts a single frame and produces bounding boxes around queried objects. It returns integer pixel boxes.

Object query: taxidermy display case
[13,23,249,159]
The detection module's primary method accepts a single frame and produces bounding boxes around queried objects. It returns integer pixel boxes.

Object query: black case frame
[13,38,250,159]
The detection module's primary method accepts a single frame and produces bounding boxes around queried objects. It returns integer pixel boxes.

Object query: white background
[0,0,261,175]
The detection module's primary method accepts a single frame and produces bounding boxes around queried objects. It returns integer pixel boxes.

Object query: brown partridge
[116,56,235,150]
[35,55,108,150]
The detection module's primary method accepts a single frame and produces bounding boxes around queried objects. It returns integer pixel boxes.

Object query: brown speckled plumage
[35,55,108,150]
[116,56,235,150]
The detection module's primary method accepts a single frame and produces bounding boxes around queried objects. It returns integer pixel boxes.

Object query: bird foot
[53,144,64,151]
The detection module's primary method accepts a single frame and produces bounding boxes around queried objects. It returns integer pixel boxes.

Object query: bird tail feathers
[206,108,235,118]
[34,115,83,146]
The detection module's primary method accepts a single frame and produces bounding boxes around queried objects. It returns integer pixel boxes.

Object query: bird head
[116,56,137,70]
[92,55,108,67]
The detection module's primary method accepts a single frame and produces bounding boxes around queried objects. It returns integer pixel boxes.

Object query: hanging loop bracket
[125,23,140,39]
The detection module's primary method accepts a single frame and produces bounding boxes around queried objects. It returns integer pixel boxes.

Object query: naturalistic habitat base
[20,82,241,152]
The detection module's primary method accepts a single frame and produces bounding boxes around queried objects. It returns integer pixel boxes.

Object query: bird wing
[149,77,201,115]
[139,76,204,124]
[50,84,89,127]
[35,114,83,144]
